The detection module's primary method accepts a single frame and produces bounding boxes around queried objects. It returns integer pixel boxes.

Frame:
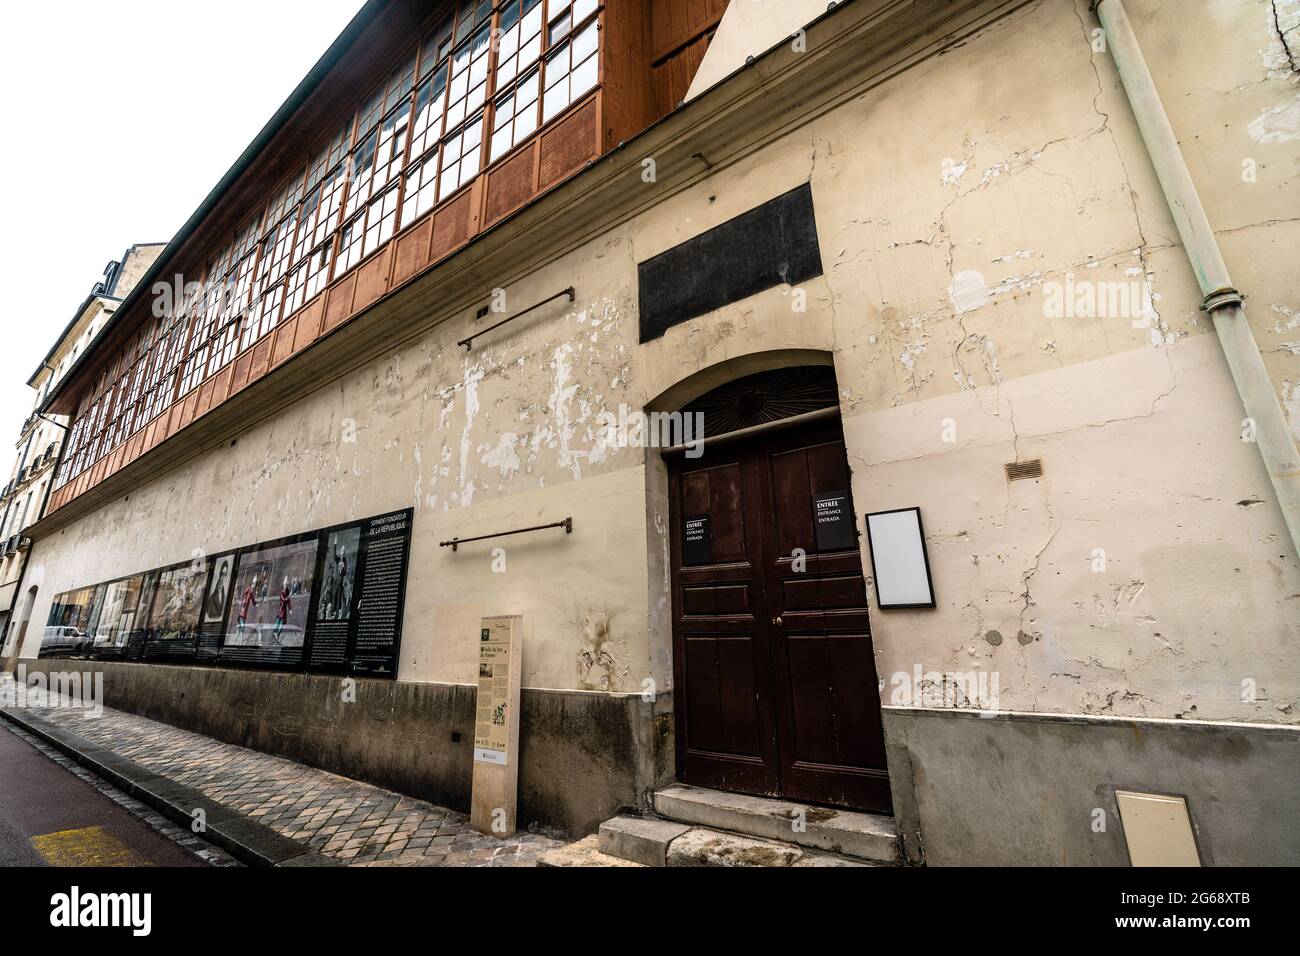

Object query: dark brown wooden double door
[669,420,891,813]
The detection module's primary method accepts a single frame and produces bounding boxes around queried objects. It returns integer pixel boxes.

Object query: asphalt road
[0,722,201,867]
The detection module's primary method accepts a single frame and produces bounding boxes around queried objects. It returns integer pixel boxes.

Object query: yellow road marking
[31,825,153,867]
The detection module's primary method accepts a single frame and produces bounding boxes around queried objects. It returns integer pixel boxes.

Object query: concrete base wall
[17,658,674,838]
[884,707,1300,866]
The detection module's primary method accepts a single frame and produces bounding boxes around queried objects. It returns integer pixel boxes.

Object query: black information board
[682,514,713,566]
[40,508,415,682]
[344,510,414,677]
[812,491,857,552]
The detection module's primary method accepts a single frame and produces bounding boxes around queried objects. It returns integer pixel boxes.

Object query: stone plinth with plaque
[470,615,522,836]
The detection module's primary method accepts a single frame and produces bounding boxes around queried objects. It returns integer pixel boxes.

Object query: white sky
[0,0,364,482]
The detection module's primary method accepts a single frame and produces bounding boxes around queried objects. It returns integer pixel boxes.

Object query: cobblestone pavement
[0,719,241,867]
[2,685,562,867]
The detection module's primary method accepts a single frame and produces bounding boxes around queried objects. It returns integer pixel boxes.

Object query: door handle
[772,616,783,627]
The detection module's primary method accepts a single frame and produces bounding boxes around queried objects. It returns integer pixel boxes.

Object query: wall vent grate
[1005,460,1044,482]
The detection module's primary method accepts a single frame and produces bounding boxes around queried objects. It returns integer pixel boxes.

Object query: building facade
[11,0,1300,863]
[0,246,163,655]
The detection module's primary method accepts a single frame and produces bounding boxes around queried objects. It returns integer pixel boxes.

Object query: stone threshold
[541,818,883,868]
[540,784,903,867]
[653,784,901,863]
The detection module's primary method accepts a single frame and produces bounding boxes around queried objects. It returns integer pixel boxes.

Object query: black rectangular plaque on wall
[638,183,824,342]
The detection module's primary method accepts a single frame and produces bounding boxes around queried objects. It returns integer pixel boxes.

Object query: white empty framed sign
[864,507,936,609]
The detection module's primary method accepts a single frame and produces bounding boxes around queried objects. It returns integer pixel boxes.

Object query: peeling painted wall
[18,0,1299,736]
[634,0,1300,725]
[19,241,659,693]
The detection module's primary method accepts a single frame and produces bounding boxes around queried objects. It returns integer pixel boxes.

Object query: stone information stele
[470,615,523,837]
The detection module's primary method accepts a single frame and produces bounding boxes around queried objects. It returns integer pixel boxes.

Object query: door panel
[671,456,781,797]
[669,417,891,812]
[762,425,891,813]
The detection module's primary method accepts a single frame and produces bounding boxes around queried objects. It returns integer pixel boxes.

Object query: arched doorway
[664,366,891,813]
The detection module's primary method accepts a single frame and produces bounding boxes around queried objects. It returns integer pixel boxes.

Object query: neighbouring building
[10,0,1300,863]
[0,246,164,658]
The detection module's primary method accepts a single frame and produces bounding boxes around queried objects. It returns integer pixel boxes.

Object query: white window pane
[550,11,571,44]
[497,54,518,87]
[574,0,598,23]
[497,88,515,116]
[573,20,598,62]
[520,71,539,103]
[520,33,541,68]
[500,26,519,58]
[546,46,569,91]
[468,83,486,113]
[572,52,597,99]
[543,80,569,122]
[514,108,537,142]
[470,55,489,87]
[463,144,481,181]
[440,162,458,196]
[491,129,510,161]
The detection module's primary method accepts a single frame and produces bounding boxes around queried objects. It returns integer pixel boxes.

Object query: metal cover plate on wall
[1005,459,1044,482]
[1115,790,1200,866]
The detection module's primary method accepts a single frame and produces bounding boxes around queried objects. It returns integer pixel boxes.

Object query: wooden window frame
[540,3,600,125]
[54,0,616,498]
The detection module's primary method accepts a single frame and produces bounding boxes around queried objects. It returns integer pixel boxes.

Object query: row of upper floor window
[53,0,602,495]
[1,443,57,504]
[0,532,31,560]
[0,473,46,548]
[8,408,59,482]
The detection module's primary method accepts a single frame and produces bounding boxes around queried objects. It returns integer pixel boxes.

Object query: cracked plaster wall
[835,0,1300,724]
[18,0,1300,724]
[633,0,1300,725]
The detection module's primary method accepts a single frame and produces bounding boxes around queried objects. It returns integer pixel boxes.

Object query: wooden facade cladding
[649,0,726,116]
[45,0,712,517]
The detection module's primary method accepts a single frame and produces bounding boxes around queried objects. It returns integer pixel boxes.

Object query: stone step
[563,820,876,867]
[654,784,900,864]
[537,835,646,867]
[665,826,872,867]
[598,815,692,867]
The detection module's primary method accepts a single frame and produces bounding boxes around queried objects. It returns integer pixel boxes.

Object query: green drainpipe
[1095,0,1300,560]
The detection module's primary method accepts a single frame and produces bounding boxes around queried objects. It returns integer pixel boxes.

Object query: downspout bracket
[1201,287,1244,313]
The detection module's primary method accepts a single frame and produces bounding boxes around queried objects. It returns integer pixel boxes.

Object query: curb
[0,706,338,868]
